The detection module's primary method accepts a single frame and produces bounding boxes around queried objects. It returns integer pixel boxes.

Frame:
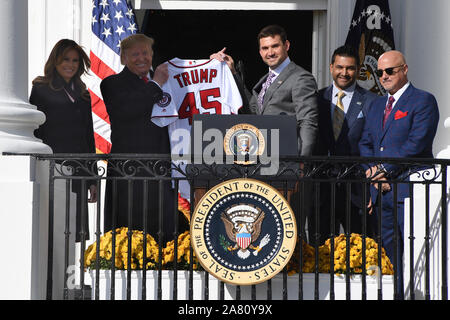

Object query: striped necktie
[332,90,346,140]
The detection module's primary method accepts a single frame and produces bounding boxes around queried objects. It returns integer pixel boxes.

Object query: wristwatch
[375,163,386,175]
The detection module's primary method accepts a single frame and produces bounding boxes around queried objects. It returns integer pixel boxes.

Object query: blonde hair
[120,34,154,65]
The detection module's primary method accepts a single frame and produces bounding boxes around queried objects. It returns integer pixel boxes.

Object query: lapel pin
[357,101,362,105]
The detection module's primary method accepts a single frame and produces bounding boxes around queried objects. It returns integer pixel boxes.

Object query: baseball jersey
[151,58,243,200]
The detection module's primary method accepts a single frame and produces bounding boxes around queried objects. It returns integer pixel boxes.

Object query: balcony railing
[29,154,449,300]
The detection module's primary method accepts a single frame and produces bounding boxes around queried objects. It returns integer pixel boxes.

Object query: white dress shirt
[330,82,356,119]
[386,81,410,111]
[269,57,291,81]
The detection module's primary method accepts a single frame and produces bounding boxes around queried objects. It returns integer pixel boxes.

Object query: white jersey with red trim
[151,58,243,200]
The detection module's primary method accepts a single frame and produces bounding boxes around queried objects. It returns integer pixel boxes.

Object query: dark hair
[33,39,91,100]
[257,25,288,44]
[331,45,360,67]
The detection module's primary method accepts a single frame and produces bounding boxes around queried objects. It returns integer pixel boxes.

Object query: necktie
[332,90,346,140]
[257,71,276,111]
[383,96,395,128]
[142,76,149,83]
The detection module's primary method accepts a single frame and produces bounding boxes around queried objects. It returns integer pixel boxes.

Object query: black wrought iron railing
[26,154,449,300]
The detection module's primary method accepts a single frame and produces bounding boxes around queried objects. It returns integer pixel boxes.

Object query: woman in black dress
[29,39,97,241]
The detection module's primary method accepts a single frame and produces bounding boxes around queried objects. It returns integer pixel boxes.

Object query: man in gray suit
[211,25,318,243]
[312,45,378,245]
[212,25,319,156]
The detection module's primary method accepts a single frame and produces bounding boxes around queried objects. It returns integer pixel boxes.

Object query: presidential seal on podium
[190,178,297,285]
[223,123,266,164]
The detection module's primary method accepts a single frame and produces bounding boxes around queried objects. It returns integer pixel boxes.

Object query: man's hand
[152,63,169,87]
[210,47,237,74]
[299,162,305,178]
[365,165,390,192]
[365,165,380,179]
[373,176,391,192]
[367,197,373,215]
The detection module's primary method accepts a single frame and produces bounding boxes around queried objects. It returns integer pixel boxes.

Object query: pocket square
[394,110,408,120]
[357,111,364,119]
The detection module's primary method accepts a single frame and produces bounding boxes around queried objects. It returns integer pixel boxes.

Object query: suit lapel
[252,75,268,115]
[122,65,150,89]
[325,85,364,143]
[321,86,335,146]
[260,62,295,113]
[375,97,388,142]
[346,86,365,129]
[252,75,266,94]
[381,84,414,138]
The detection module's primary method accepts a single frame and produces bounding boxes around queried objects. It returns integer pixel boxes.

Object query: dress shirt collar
[269,57,291,78]
[140,71,151,80]
[388,81,411,107]
[331,82,356,114]
[332,82,356,100]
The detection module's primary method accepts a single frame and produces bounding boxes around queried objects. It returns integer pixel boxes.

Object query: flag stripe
[92,113,111,142]
[85,72,104,101]
[89,89,110,123]
[90,35,123,73]
[237,233,251,249]
[94,132,111,154]
[90,51,117,80]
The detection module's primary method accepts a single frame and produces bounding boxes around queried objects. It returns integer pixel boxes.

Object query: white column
[0,0,51,300]
[0,0,51,154]
[437,118,450,159]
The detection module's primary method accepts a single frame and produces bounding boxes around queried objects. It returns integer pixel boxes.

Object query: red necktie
[383,96,395,128]
[142,76,149,83]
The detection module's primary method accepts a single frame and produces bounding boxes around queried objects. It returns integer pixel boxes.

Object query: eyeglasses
[375,64,405,77]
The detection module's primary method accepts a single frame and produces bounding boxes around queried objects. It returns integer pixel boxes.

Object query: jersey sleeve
[220,61,243,114]
[151,80,179,127]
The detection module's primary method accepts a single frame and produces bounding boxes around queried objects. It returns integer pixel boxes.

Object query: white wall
[0,157,43,299]
[28,0,92,95]
[390,0,450,156]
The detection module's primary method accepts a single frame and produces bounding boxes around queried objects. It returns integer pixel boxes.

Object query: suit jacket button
[380,147,384,151]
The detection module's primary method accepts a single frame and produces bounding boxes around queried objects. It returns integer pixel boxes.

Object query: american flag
[88,0,138,154]
[345,0,395,96]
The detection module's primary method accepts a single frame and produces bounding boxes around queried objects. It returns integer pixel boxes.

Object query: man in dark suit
[359,50,439,297]
[100,34,176,243]
[312,45,378,245]
[212,25,318,156]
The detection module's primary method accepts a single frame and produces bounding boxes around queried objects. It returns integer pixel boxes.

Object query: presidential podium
[187,114,299,206]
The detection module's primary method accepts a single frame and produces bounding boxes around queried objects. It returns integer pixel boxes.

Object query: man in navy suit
[313,45,378,245]
[359,50,439,298]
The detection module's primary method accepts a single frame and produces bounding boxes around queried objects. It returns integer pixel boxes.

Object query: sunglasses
[375,64,405,77]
